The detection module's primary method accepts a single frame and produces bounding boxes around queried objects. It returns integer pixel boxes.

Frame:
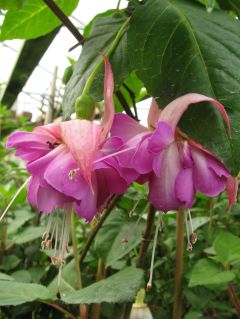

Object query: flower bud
[130,289,153,319]
[75,94,95,120]
[62,65,73,85]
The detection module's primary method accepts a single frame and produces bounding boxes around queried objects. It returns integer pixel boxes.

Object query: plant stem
[79,195,119,266]
[81,17,130,97]
[115,90,136,119]
[42,301,77,319]
[71,213,82,289]
[227,282,240,315]
[43,0,84,44]
[136,205,156,268]
[172,207,185,319]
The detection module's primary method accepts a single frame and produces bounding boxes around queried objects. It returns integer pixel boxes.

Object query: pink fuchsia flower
[6,58,131,265]
[110,94,238,213]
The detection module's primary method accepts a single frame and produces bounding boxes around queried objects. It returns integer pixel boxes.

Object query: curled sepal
[61,119,102,188]
[159,93,230,134]
[227,176,238,211]
[100,55,115,141]
[147,98,161,129]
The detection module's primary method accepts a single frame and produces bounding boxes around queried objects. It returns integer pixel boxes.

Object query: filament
[0,177,31,222]
[93,145,136,164]
[187,209,197,244]
[184,210,192,251]
[147,213,161,291]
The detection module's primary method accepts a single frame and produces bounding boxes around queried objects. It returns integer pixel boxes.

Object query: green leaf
[213,232,240,265]
[0,281,52,306]
[0,0,79,40]
[0,0,24,10]
[11,270,32,283]
[191,216,210,231]
[0,255,21,271]
[48,259,77,295]
[0,272,14,281]
[7,210,33,235]
[189,259,235,287]
[62,267,144,304]
[128,0,240,174]
[94,209,145,267]
[63,13,131,118]
[13,226,45,244]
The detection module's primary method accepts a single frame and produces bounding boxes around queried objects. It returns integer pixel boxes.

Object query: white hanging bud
[130,289,153,319]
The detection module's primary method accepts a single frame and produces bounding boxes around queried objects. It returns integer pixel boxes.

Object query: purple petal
[147,98,161,128]
[191,148,227,196]
[44,148,89,201]
[175,168,195,208]
[111,113,148,142]
[149,142,181,212]
[147,121,174,153]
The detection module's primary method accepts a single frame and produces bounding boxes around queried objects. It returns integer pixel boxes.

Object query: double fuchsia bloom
[6,58,131,265]
[110,94,238,212]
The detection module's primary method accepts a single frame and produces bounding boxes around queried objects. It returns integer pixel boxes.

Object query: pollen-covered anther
[191,232,197,244]
[146,282,152,291]
[187,243,193,252]
[68,168,79,180]
[121,237,129,245]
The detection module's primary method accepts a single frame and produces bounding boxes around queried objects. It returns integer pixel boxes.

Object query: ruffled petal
[191,148,227,196]
[61,119,102,188]
[34,122,62,139]
[44,147,89,201]
[175,168,195,208]
[111,113,148,142]
[149,142,181,212]
[148,121,174,153]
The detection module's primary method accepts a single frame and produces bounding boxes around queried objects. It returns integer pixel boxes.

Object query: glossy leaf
[63,13,130,118]
[128,0,240,174]
[0,0,24,10]
[62,267,144,304]
[0,281,52,306]
[0,0,78,40]
[189,259,235,287]
[94,208,145,267]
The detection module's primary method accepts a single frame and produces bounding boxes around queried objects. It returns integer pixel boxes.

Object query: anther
[68,169,79,180]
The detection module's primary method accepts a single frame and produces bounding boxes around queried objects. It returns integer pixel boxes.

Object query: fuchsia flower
[110,94,238,212]
[6,58,132,265]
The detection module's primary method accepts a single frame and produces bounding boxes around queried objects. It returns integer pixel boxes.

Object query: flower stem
[81,17,130,97]
[172,207,185,319]
[41,301,77,319]
[227,282,240,315]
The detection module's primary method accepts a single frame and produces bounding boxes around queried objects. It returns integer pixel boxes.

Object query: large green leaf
[128,0,240,174]
[0,0,79,40]
[62,267,144,304]
[0,272,14,281]
[13,226,45,244]
[94,208,145,267]
[0,281,52,306]
[213,232,240,265]
[189,259,235,287]
[0,0,24,10]
[63,13,131,118]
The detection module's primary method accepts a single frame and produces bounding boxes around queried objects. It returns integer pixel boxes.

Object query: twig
[136,205,156,268]
[115,90,136,120]
[79,195,120,266]
[42,301,77,319]
[43,0,84,44]
[227,282,240,315]
[172,207,185,319]
[122,83,139,121]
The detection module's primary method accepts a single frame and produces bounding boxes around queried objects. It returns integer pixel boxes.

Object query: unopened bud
[62,65,73,85]
[75,94,95,120]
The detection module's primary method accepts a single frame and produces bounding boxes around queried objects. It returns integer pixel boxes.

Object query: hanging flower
[109,94,238,212]
[6,58,133,265]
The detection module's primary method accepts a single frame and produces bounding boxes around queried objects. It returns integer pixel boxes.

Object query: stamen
[147,213,161,291]
[93,145,136,164]
[184,210,192,252]
[0,177,31,222]
[129,199,141,217]
[187,209,197,245]
[68,168,79,180]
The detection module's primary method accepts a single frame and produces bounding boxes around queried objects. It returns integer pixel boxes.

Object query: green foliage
[0,0,24,10]
[94,208,145,267]
[128,0,240,174]
[213,232,240,265]
[63,12,130,118]
[62,267,144,304]
[0,281,52,306]
[189,259,235,287]
[0,0,79,40]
